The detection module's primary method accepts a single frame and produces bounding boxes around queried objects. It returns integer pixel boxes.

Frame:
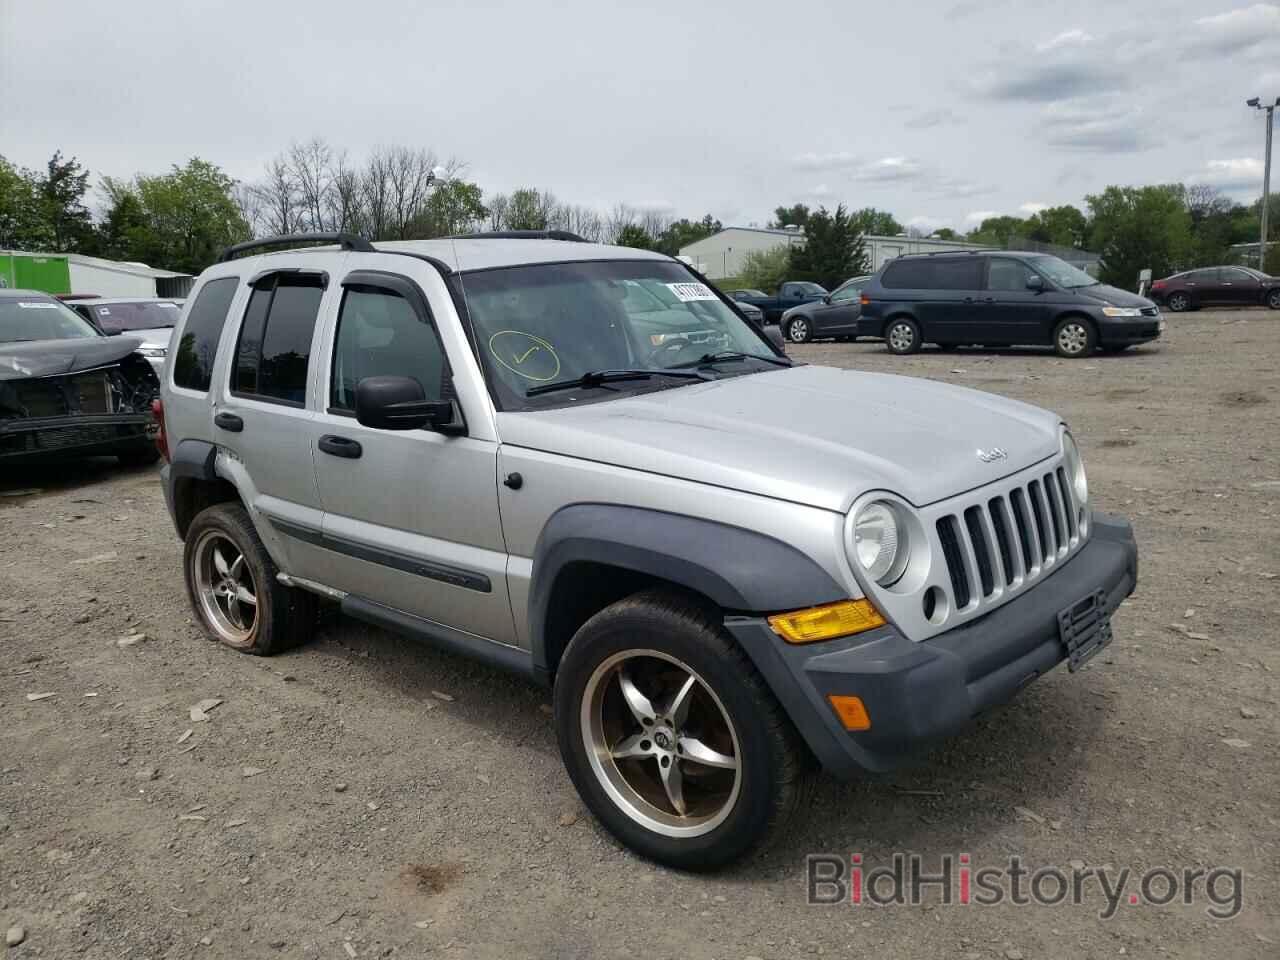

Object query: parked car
[778,275,871,343]
[859,252,1163,358]
[1149,266,1280,312]
[728,282,828,324]
[67,297,183,371]
[0,289,160,465]
[158,231,1138,869]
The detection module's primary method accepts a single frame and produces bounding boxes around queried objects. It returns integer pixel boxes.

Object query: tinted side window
[880,260,934,289]
[928,259,983,289]
[330,286,444,411]
[231,274,324,405]
[987,258,1037,291]
[173,277,239,391]
[1189,269,1219,282]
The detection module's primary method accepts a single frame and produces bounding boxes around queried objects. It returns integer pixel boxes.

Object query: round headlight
[853,501,909,585]
[1063,432,1088,505]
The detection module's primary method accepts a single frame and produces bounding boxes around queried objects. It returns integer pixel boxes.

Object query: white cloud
[904,107,958,129]
[1019,202,1049,214]
[628,200,676,214]
[1035,29,1093,53]
[807,183,834,199]
[1041,99,1157,153]
[906,215,953,235]
[851,157,923,182]
[1255,71,1280,95]
[1187,3,1280,56]
[791,151,859,171]
[1188,157,1265,191]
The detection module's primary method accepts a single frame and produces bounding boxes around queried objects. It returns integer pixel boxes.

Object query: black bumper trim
[727,512,1138,776]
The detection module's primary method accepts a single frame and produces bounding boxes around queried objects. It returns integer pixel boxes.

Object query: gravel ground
[1,308,1277,959]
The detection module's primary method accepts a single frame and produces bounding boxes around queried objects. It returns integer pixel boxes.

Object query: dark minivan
[859,252,1163,358]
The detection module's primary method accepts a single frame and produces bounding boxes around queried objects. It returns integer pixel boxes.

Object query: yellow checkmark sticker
[489,330,561,382]
[514,345,541,364]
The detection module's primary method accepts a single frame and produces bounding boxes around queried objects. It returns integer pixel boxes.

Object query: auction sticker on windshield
[666,282,718,302]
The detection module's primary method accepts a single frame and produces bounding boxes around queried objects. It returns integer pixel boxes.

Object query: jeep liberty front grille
[934,462,1084,615]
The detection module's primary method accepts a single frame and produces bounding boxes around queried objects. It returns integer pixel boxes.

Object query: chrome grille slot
[1044,471,1066,553]
[1056,467,1077,539]
[1009,487,1037,573]
[988,497,1017,585]
[1028,479,1054,560]
[963,506,996,598]
[936,516,971,610]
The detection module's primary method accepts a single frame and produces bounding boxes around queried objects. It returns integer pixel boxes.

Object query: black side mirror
[1026,274,1045,292]
[763,325,787,355]
[821,295,832,304]
[355,376,463,434]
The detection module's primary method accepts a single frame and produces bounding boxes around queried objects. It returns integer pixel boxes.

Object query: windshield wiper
[668,350,792,370]
[525,368,709,398]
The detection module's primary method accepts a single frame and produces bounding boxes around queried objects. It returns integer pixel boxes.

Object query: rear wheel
[554,590,809,870]
[885,317,921,355]
[1267,288,1280,310]
[183,503,314,655]
[1053,317,1096,358]
[787,316,811,343]
[1167,291,1191,312]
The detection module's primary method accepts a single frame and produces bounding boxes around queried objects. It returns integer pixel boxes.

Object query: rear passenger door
[915,257,985,344]
[307,263,515,646]
[211,266,334,582]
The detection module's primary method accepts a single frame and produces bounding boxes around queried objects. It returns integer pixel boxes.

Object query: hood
[112,327,173,350]
[497,364,1062,512]
[1074,283,1154,309]
[0,336,143,381]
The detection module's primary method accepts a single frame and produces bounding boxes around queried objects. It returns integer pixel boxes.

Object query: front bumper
[1096,314,1163,346]
[0,413,153,463]
[727,511,1138,776]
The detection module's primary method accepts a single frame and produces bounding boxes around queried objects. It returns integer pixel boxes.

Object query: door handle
[214,412,243,433]
[963,296,975,303]
[318,434,362,459]
[983,296,995,303]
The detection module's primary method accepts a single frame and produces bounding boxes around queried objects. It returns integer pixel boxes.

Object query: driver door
[306,262,516,646]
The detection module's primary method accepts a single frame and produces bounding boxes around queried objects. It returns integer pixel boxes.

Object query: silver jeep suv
[157,231,1138,869]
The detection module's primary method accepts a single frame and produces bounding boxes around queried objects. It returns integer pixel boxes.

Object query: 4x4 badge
[977,447,1008,463]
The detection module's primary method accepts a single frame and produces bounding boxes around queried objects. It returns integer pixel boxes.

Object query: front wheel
[885,317,921,355]
[1167,292,1191,312]
[1053,317,1096,358]
[554,591,809,870]
[786,316,811,343]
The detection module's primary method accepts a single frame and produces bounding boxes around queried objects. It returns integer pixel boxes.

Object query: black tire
[1267,288,1280,310]
[1166,291,1191,312]
[1052,316,1097,358]
[117,443,161,467]
[183,503,314,655]
[786,316,811,343]
[885,317,921,355]
[554,590,810,871]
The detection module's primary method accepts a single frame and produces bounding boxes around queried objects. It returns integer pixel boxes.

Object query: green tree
[107,158,251,273]
[95,183,149,261]
[505,188,552,230]
[1085,184,1193,286]
[407,179,487,237]
[1024,205,1088,248]
[0,155,46,249]
[932,227,959,240]
[739,246,791,292]
[850,207,903,237]
[615,224,653,249]
[36,151,95,251]
[967,215,1029,246]
[770,203,810,230]
[654,214,722,256]
[787,204,868,290]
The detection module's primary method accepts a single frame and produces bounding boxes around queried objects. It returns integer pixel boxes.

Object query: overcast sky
[2,0,1278,233]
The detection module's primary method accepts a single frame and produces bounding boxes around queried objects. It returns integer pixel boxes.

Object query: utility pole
[1247,97,1278,269]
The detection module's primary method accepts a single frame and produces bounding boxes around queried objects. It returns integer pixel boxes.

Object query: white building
[65,253,194,298]
[679,227,990,279]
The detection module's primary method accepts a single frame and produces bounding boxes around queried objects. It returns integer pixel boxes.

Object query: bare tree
[606,203,638,243]
[288,138,333,233]
[549,202,604,241]
[326,150,363,234]
[252,157,301,236]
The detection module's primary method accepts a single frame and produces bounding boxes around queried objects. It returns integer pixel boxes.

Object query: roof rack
[447,230,587,242]
[217,232,375,263]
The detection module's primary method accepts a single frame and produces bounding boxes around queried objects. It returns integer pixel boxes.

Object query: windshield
[0,297,102,343]
[90,300,182,333]
[1028,255,1098,288]
[459,260,782,410]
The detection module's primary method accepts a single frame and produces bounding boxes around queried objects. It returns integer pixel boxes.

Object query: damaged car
[1,289,161,466]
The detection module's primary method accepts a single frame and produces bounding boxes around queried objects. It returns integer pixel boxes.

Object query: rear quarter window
[882,259,981,290]
[172,277,239,391]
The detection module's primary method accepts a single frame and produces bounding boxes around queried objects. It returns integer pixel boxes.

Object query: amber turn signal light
[827,695,871,731]
[767,599,885,644]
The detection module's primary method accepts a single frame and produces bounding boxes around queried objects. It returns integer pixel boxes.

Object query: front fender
[527,503,846,674]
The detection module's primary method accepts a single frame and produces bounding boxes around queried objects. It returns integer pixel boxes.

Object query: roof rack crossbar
[217,232,375,263]
[446,230,587,242]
